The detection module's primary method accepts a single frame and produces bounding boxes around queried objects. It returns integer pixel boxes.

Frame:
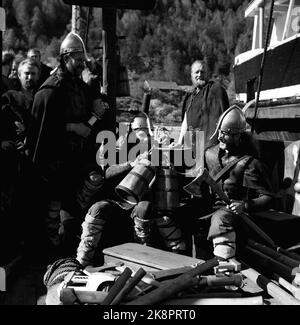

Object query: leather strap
[214,155,252,183]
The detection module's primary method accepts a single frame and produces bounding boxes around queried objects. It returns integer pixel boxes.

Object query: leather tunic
[205,144,273,202]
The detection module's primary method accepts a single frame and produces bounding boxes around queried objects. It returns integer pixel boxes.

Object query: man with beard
[0,58,41,262]
[177,60,229,150]
[75,112,189,267]
[30,32,108,260]
[76,113,155,267]
[201,105,274,261]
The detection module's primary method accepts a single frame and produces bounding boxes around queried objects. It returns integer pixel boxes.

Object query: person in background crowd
[176,59,229,150]
[1,58,41,157]
[30,32,109,260]
[193,105,274,261]
[27,48,52,87]
[8,54,25,91]
[1,50,15,95]
[0,59,41,262]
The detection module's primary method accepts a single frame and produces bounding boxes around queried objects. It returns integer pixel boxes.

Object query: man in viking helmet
[75,112,187,267]
[76,112,155,267]
[201,105,274,260]
[30,32,108,260]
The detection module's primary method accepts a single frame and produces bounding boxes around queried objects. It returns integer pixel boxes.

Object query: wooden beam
[252,14,259,49]
[102,7,117,132]
[282,0,295,40]
[259,6,264,48]
[245,104,300,119]
[71,5,80,33]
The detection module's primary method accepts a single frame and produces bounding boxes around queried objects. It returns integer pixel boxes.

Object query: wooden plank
[245,104,300,119]
[103,243,203,271]
[252,131,300,142]
[104,255,159,272]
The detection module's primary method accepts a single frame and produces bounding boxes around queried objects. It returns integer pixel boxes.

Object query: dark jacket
[30,70,97,171]
[182,81,229,148]
[38,63,52,87]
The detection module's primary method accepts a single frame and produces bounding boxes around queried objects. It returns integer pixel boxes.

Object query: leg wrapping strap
[212,231,236,260]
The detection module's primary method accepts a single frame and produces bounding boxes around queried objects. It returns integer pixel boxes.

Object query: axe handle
[202,169,230,204]
[101,267,132,305]
[239,213,276,248]
[111,268,146,305]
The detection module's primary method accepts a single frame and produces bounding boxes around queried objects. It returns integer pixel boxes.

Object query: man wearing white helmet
[198,105,274,261]
[30,32,109,260]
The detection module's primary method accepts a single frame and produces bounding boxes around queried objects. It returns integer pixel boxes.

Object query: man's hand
[227,200,246,215]
[130,152,151,168]
[66,122,91,138]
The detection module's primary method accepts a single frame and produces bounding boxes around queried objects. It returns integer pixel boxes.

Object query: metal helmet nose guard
[210,105,246,139]
[131,112,154,136]
[60,32,88,59]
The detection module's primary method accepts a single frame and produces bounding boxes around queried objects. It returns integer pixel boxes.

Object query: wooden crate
[103,243,204,272]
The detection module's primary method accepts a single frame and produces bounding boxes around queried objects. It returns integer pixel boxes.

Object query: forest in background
[2,0,254,124]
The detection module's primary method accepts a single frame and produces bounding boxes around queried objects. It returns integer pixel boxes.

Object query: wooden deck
[0,252,294,306]
[0,222,299,306]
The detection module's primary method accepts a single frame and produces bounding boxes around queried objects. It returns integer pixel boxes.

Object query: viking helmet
[210,105,246,139]
[131,112,154,136]
[60,32,87,58]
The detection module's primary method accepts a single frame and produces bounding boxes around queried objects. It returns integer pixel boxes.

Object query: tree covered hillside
[2,0,254,123]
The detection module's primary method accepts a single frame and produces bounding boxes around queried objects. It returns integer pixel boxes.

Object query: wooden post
[71,5,80,33]
[102,7,117,133]
[141,92,151,114]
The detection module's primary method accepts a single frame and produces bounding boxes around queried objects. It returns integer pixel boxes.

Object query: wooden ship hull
[234,35,300,105]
